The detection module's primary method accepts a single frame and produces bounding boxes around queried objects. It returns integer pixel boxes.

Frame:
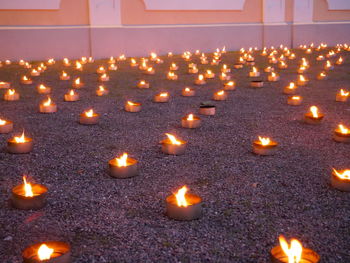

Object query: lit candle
[167,71,178,80]
[4,89,19,101]
[250,80,264,88]
[333,124,350,143]
[75,61,83,71]
[335,56,344,65]
[221,64,230,73]
[72,77,84,88]
[268,72,280,82]
[223,81,236,91]
[219,72,231,81]
[166,186,202,221]
[205,70,215,79]
[79,109,100,125]
[118,54,126,61]
[317,71,327,80]
[108,56,116,64]
[5,59,11,65]
[213,90,227,101]
[96,66,106,74]
[331,168,350,192]
[304,106,324,124]
[64,89,79,102]
[63,58,71,67]
[130,58,138,67]
[30,69,40,77]
[287,95,302,106]
[7,131,33,154]
[188,64,199,74]
[336,89,349,102]
[233,62,243,69]
[137,80,149,89]
[108,153,138,178]
[145,67,155,75]
[96,85,109,96]
[283,82,297,95]
[181,114,201,129]
[37,84,51,95]
[252,136,278,155]
[153,92,169,103]
[21,75,33,85]
[316,55,325,61]
[249,67,260,77]
[0,118,13,133]
[80,57,87,64]
[125,101,142,112]
[39,97,57,113]
[297,75,308,86]
[60,71,70,80]
[0,81,10,89]
[324,60,334,70]
[22,242,71,263]
[47,58,55,65]
[11,176,48,210]
[182,87,195,97]
[270,235,320,263]
[278,61,288,69]
[264,66,274,73]
[161,133,187,155]
[194,74,206,85]
[109,64,118,71]
[170,63,178,71]
[99,73,109,82]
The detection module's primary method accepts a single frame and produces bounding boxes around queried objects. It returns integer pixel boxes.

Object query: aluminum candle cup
[331,170,350,192]
[21,78,33,85]
[182,87,195,97]
[224,81,236,91]
[166,194,202,221]
[287,96,302,106]
[0,120,13,133]
[64,91,79,102]
[4,90,19,101]
[181,115,201,129]
[39,103,57,113]
[137,81,149,89]
[283,85,297,95]
[37,85,51,95]
[249,71,260,77]
[22,241,71,263]
[199,104,216,116]
[60,74,70,81]
[161,139,187,155]
[252,140,278,156]
[270,245,320,263]
[79,112,100,125]
[96,86,109,96]
[12,183,48,210]
[304,113,324,125]
[333,128,350,143]
[108,158,138,178]
[250,80,264,88]
[153,93,169,103]
[125,102,142,112]
[7,137,33,154]
[336,93,348,102]
[188,67,199,74]
[213,91,227,101]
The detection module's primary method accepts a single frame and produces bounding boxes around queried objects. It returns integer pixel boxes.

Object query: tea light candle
[154,92,169,103]
[297,75,308,86]
[270,235,320,263]
[21,76,33,85]
[304,106,324,124]
[167,72,178,80]
[219,72,231,81]
[73,77,84,88]
[37,84,51,95]
[324,60,334,70]
[130,58,138,67]
[233,63,243,69]
[188,65,199,74]
[195,74,206,85]
[278,61,288,69]
[182,87,195,97]
[60,71,70,80]
[316,55,325,61]
[249,67,260,77]
[79,109,99,125]
[336,89,349,102]
[96,66,106,74]
[317,71,327,80]
[137,80,150,89]
[213,90,227,101]
[250,80,264,88]
[64,90,79,102]
[22,241,71,263]
[47,58,55,65]
[63,58,71,67]
[39,97,57,113]
[99,73,109,82]
[224,81,236,91]
[4,89,19,101]
[170,63,178,71]
[125,101,142,112]
[287,95,302,106]
[108,56,116,64]
[252,136,278,155]
[0,81,10,89]
[118,54,126,61]
[75,61,83,71]
[109,64,118,71]
[333,124,350,143]
[108,153,138,178]
[145,67,155,75]
[11,176,48,210]
[181,114,201,129]
[0,118,13,133]
[7,131,33,154]
[200,58,209,64]
[96,85,109,96]
[221,64,230,73]
[5,59,11,65]
[283,82,297,95]
[166,186,202,221]
[161,133,187,155]
[205,70,215,79]
[268,72,280,82]
[336,56,344,65]
[331,168,350,191]
[264,66,274,73]
[211,59,219,65]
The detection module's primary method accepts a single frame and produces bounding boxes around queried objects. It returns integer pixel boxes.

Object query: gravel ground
[0,48,349,263]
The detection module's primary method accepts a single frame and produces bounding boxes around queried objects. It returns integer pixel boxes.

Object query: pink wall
[314,0,350,21]
[120,0,263,25]
[0,0,89,26]
[285,0,294,22]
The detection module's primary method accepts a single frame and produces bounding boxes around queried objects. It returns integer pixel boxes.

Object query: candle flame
[85,109,94,117]
[75,78,80,85]
[23,176,33,197]
[98,85,105,91]
[227,81,234,86]
[23,76,29,81]
[127,101,138,106]
[340,89,349,96]
[61,71,68,77]
[115,153,128,167]
[159,92,168,97]
[14,131,27,143]
[333,168,350,180]
[38,244,54,260]
[174,186,189,207]
[252,67,257,73]
[43,97,52,107]
[38,84,46,90]
[7,89,15,95]
[288,82,295,89]
[198,74,204,81]
[299,75,306,82]
[69,89,75,96]
[337,124,350,134]
[279,235,303,263]
[0,119,6,125]
[187,114,194,121]
[258,136,271,146]
[217,90,225,96]
[165,133,182,145]
[291,96,301,100]
[310,106,319,118]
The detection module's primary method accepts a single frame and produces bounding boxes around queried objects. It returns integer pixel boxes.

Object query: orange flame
[115,153,128,167]
[279,235,303,263]
[159,92,168,97]
[165,133,182,145]
[198,74,204,81]
[69,89,75,96]
[38,244,54,260]
[7,89,15,95]
[258,136,271,146]
[337,124,350,135]
[174,186,189,207]
[0,119,6,125]
[339,89,349,96]
[74,78,81,85]
[14,131,27,143]
[85,109,94,117]
[288,82,296,89]
[291,96,301,101]
[333,168,350,180]
[23,176,33,197]
[43,97,52,107]
[310,106,319,118]
[217,90,225,96]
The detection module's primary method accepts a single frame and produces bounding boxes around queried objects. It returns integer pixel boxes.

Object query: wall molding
[142,0,246,10]
[327,0,350,10]
[0,0,61,10]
